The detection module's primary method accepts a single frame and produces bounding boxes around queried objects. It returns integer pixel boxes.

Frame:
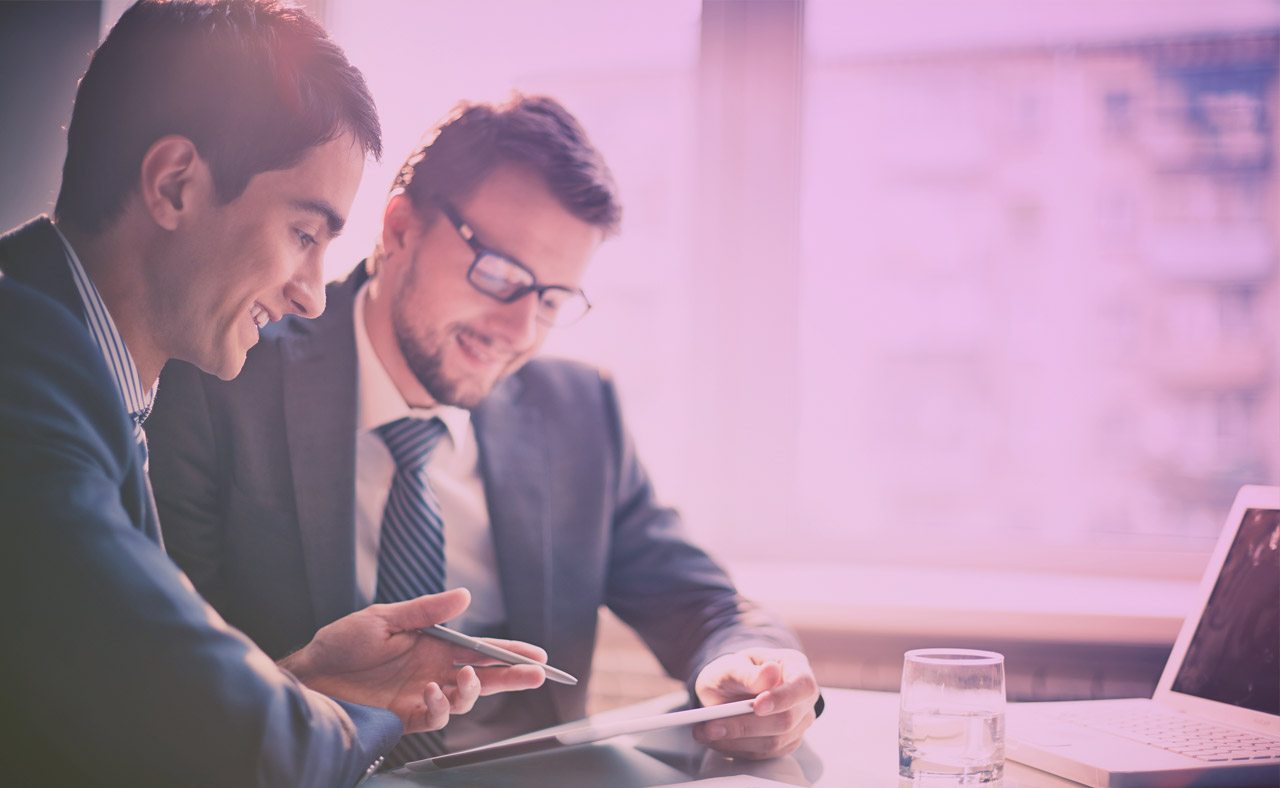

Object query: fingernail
[707,723,727,740]
[755,698,773,715]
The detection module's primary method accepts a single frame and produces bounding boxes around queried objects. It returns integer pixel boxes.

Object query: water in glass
[898,648,1006,784]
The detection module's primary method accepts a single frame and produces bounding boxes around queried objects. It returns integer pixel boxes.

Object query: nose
[283,252,326,319]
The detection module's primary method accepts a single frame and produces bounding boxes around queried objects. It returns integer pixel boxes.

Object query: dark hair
[55,0,381,234]
[392,94,621,234]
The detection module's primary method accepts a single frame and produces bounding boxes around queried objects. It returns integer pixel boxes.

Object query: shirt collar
[353,279,471,448]
[52,222,156,429]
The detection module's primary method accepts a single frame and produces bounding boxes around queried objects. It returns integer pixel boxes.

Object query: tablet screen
[406,699,756,772]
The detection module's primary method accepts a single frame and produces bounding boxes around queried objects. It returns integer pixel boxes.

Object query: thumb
[382,587,471,632]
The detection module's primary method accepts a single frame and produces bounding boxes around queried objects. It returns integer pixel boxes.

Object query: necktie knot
[377,417,446,472]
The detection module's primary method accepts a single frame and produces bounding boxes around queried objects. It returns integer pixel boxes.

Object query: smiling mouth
[455,327,512,367]
[249,303,270,330]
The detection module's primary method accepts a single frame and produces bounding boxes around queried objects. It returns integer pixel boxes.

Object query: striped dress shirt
[52,224,156,460]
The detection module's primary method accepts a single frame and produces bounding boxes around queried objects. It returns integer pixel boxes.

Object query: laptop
[1007,485,1280,787]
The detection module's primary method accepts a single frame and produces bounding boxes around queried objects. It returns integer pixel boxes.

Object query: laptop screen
[1170,507,1280,716]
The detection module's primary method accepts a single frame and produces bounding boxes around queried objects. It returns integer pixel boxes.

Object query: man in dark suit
[0,3,545,785]
[149,95,823,769]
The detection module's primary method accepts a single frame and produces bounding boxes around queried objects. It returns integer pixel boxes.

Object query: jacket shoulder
[0,277,132,479]
[485,358,629,425]
[509,357,612,396]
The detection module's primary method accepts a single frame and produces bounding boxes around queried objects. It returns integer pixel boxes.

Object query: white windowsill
[728,562,1198,646]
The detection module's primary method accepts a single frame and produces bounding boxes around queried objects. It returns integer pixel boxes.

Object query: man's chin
[213,362,246,382]
[208,357,247,382]
[432,381,488,410]
[409,345,525,409]
[426,369,501,410]
[197,345,249,382]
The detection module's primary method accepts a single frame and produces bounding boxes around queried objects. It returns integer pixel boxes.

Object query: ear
[138,135,205,231]
[381,192,420,260]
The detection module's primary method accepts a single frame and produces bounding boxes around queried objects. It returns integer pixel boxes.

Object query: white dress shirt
[352,281,506,635]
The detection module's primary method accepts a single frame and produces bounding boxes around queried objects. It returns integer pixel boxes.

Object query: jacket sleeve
[596,371,802,694]
[0,281,399,787]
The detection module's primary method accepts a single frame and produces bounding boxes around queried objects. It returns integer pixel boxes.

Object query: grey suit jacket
[0,218,400,786]
[148,261,800,745]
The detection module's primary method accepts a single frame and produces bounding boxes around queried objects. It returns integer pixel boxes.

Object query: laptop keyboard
[1051,706,1280,762]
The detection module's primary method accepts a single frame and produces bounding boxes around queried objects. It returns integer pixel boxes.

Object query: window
[799,1,1279,573]
[317,0,1278,579]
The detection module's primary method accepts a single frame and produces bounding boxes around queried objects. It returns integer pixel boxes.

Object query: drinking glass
[898,648,1006,784]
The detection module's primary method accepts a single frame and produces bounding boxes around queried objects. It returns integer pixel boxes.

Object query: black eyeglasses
[435,199,591,327]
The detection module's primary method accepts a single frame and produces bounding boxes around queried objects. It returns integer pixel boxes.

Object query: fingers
[381,587,471,632]
[406,666,491,732]
[695,651,788,707]
[746,660,784,695]
[414,682,451,732]
[692,655,819,763]
[701,728,807,760]
[472,664,546,695]
[443,665,481,716]
[697,649,817,710]
[693,705,815,760]
[752,668,819,717]
[695,703,811,742]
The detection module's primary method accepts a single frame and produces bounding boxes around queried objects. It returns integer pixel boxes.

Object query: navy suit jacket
[148,261,801,748]
[0,217,401,787]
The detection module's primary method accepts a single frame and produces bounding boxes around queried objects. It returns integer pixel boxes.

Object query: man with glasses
[147,95,821,769]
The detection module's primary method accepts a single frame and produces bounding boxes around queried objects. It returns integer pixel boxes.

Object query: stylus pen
[421,624,579,686]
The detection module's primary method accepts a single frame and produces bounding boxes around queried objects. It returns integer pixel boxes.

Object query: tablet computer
[405,699,756,772]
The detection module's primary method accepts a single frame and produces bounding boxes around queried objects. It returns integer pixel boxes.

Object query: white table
[367,688,1081,786]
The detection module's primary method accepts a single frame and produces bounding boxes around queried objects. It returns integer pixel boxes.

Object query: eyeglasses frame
[433,197,592,327]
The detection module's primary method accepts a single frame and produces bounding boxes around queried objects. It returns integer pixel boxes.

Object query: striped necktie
[375,416,450,767]
[132,409,150,473]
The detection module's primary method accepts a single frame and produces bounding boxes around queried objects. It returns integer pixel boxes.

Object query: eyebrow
[291,199,346,238]
[450,207,515,264]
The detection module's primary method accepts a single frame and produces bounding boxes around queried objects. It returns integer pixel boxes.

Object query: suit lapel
[1,217,164,546]
[474,380,552,656]
[281,268,365,628]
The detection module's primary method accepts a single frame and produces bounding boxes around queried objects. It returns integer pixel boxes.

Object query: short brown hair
[392,94,621,234]
[56,0,381,234]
